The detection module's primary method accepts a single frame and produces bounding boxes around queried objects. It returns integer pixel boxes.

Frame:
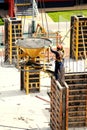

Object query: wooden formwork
[4,17,22,64]
[20,65,40,95]
[50,72,87,130]
[65,72,87,128]
[70,15,87,60]
[50,76,67,130]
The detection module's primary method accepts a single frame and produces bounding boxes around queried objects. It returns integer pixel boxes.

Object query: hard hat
[57,44,63,50]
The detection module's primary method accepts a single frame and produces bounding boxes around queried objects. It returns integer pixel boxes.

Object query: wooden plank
[69,116,86,118]
[69,121,84,123]
[68,100,86,103]
[67,84,87,87]
[69,94,87,97]
[65,78,87,81]
[69,105,86,108]
[69,89,87,92]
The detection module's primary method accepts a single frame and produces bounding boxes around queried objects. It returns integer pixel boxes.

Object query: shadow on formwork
[50,72,87,130]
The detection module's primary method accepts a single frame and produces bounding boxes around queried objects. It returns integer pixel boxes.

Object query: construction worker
[49,44,65,83]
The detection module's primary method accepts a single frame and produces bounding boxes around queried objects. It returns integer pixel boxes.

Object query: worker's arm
[50,46,58,55]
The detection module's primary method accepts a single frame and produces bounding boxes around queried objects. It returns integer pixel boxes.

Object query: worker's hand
[49,45,51,48]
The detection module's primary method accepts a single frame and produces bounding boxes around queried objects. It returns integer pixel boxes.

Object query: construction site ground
[0,12,87,130]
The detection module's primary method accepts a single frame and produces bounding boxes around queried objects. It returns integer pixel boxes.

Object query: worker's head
[57,44,63,51]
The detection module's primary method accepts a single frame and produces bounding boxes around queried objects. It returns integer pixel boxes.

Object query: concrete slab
[0,57,51,130]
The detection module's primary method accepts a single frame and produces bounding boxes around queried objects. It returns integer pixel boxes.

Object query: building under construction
[0,1,87,130]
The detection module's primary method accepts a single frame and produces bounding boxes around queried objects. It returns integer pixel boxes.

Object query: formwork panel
[50,72,87,130]
[70,15,87,60]
[65,72,87,128]
[20,65,40,94]
[50,76,67,130]
[4,17,22,64]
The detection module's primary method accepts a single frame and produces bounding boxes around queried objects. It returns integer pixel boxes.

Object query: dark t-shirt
[50,48,64,60]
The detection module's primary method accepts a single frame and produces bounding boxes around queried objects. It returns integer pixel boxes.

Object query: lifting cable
[22,0,26,34]
[39,0,49,37]
[39,0,44,31]
[38,0,51,94]
[15,0,17,17]
[42,0,49,37]
[16,0,24,31]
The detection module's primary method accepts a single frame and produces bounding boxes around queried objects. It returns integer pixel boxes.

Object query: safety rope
[61,25,73,44]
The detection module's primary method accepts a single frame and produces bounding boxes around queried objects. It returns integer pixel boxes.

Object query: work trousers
[54,61,65,82]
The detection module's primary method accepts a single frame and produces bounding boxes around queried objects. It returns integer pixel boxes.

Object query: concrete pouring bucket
[16,38,52,58]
